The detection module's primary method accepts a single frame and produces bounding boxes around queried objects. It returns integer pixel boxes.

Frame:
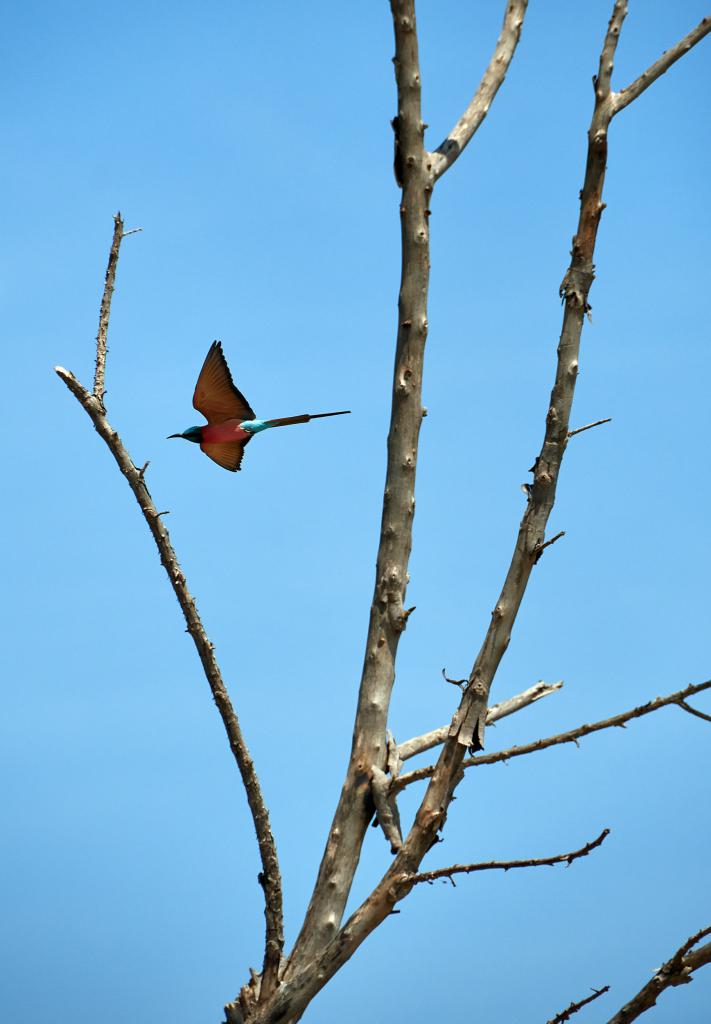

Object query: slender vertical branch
[382,0,629,882]
[256,8,711,1016]
[285,0,432,970]
[286,0,531,977]
[57,219,283,1004]
[94,212,124,403]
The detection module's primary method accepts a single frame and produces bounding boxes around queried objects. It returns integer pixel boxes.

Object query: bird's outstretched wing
[200,438,252,472]
[193,341,255,424]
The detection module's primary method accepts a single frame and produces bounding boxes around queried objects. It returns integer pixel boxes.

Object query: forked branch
[606,925,711,1024]
[268,8,711,1019]
[394,678,711,791]
[56,221,283,1003]
[384,0,711,865]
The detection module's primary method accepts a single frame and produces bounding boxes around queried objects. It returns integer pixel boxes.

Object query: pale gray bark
[93,212,123,404]
[430,0,528,180]
[284,0,532,980]
[395,679,563,762]
[56,4,711,1023]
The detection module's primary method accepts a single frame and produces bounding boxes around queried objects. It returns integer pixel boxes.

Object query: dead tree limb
[395,680,563,763]
[56,222,284,1003]
[611,16,711,116]
[403,828,610,886]
[606,926,711,1024]
[547,986,610,1024]
[431,0,529,180]
[93,211,123,404]
[567,417,611,438]
[284,0,530,976]
[382,0,711,862]
[394,678,711,791]
[262,5,710,1020]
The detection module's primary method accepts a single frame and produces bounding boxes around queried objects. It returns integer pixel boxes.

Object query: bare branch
[394,679,711,791]
[396,680,563,762]
[56,364,284,997]
[533,530,566,564]
[595,2,627,100]
[403,828,610,886]
[93,212,124,404]
[606,926,711,1024]
[389,0,629,855]
[430,0,529,180]
[486,680,564,724]
[252,6,711,1017]
[677,699,711,724]
[611,16,711,117]
[567,417,611,438]
[547,986,610,1024]
[57,219,283,1001]
[286,0,433,971]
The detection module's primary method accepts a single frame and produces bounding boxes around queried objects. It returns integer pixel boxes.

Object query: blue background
[2,2,710,1021]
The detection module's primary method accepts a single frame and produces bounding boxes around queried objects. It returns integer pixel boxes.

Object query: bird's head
[167,426,203,443]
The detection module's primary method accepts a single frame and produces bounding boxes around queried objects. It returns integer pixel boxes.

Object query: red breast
[202,419,252,444]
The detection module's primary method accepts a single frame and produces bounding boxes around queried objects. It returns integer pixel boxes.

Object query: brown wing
[192,341,255,424]
[200,438,251,472]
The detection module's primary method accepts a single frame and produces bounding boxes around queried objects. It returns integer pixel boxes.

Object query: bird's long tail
[266,410,350,428]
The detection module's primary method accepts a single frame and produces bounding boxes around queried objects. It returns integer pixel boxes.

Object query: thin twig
[396,680,563,762]
[393,679,711,791]
[533,530,566,563]
[677,699,711,724]
[547,986,610,1024]
[611,16,711,116]
[442,668,467,689]
[403,828,610,886]
[94,212,124,404]
[430,0,529,180]
[567,417,611,438]
[606,926,711,1024]
[57,218,284,1002]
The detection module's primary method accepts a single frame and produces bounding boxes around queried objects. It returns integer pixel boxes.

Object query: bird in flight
[168,341,350,472]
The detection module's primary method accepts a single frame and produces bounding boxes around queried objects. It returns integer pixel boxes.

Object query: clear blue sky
[2,2,710,1021]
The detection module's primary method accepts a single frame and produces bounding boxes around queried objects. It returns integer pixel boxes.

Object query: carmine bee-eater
[168,341,350,472]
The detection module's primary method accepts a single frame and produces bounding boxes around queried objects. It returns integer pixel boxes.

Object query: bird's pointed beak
[167,433,183,439]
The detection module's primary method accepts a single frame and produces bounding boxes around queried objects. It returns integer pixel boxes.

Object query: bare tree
[55,3,711,1023]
